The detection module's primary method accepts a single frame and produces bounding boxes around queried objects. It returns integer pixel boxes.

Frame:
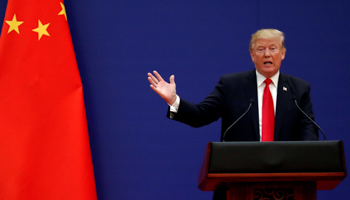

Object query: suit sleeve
[167,77,226,127]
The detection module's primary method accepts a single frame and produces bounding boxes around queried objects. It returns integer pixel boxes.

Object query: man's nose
[264,49,271,56]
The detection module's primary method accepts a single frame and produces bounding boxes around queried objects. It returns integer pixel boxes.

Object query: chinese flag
[0,0,97,199]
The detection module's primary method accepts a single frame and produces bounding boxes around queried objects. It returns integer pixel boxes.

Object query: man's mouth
[264,62,273,65]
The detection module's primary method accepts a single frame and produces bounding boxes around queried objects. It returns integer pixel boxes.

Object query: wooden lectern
[198,141,346,200]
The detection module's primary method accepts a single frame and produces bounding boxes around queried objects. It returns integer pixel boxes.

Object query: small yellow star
[5,14,24,34]
[32,20,50,40]
[58,2,67,20]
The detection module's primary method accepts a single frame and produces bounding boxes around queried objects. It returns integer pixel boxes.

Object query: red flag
[0,0,97,199]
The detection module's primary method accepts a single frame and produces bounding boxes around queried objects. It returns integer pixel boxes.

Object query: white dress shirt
[256,70,279,140]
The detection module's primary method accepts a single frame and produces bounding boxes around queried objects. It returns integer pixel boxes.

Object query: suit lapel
[274,73,289,140]
[243,70,259,140]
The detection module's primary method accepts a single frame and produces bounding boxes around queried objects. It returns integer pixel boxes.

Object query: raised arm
[147,70,177,105]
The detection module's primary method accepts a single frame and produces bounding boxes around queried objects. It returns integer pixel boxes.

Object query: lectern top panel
[209,141,345,173]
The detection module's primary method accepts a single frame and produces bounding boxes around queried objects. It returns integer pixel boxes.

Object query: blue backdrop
[1,0,349,199]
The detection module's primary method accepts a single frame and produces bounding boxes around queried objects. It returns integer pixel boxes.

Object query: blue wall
[1,0,349,199]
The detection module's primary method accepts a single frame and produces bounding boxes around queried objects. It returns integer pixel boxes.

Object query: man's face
[250,38,285,78]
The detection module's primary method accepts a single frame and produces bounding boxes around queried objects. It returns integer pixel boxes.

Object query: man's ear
[281,50,286,60]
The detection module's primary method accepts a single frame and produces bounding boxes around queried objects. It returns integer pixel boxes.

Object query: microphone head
[249,98,255,104]
[292,95,297,101]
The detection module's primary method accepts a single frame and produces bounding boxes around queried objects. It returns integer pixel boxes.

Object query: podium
[198,141,346,200]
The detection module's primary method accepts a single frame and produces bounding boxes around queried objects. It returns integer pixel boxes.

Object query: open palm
[147,70,177,105]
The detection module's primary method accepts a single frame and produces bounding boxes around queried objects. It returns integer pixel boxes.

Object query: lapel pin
[283,87,287,91]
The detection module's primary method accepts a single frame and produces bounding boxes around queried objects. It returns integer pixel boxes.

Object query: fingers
[169,75,175,84]
[147,70,163,83]
[147,71,177,104]
[149,84,158,93]
[149,78,162,96]
[147,72,156,83]
[147,70,174,88]
[148,77,156,88]
[147,72,158,86]
[153,70,164,82]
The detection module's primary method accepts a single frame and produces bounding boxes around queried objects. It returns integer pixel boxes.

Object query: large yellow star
[58,2,67,20]
[32,20,50,40]
[5,14,24,34]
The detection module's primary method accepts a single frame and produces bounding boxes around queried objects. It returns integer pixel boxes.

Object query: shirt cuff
[168,95,180,113]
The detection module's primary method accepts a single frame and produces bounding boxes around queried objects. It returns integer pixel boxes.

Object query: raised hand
[147,70,177,105]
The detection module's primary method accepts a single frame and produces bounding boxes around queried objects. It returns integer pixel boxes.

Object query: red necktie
[262,79,274,141]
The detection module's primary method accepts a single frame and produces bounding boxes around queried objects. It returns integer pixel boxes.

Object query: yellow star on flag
[5,14,24,34]
[58,2,67,20]
[32,20,50,40]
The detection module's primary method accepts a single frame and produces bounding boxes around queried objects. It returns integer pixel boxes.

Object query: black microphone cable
[222,99,254,142]
[292,96,326,140]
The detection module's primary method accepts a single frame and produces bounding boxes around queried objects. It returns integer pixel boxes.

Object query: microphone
[292,96,327,140]
[222,99,254,142]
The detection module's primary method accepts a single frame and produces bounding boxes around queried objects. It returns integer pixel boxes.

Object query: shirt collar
[256,70,280,87]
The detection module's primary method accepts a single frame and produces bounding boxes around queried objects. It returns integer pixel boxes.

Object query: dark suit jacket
[169,69,319,141]
[168,69,318,199]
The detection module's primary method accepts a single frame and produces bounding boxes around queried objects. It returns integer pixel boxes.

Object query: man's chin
[261,69,278,78]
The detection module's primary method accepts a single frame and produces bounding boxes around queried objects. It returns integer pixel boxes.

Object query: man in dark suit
[147,29,318,199]
[168,69,318,141]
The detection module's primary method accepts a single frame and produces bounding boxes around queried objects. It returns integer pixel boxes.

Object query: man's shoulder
[220,70,255,81]
[280,72,310,86]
